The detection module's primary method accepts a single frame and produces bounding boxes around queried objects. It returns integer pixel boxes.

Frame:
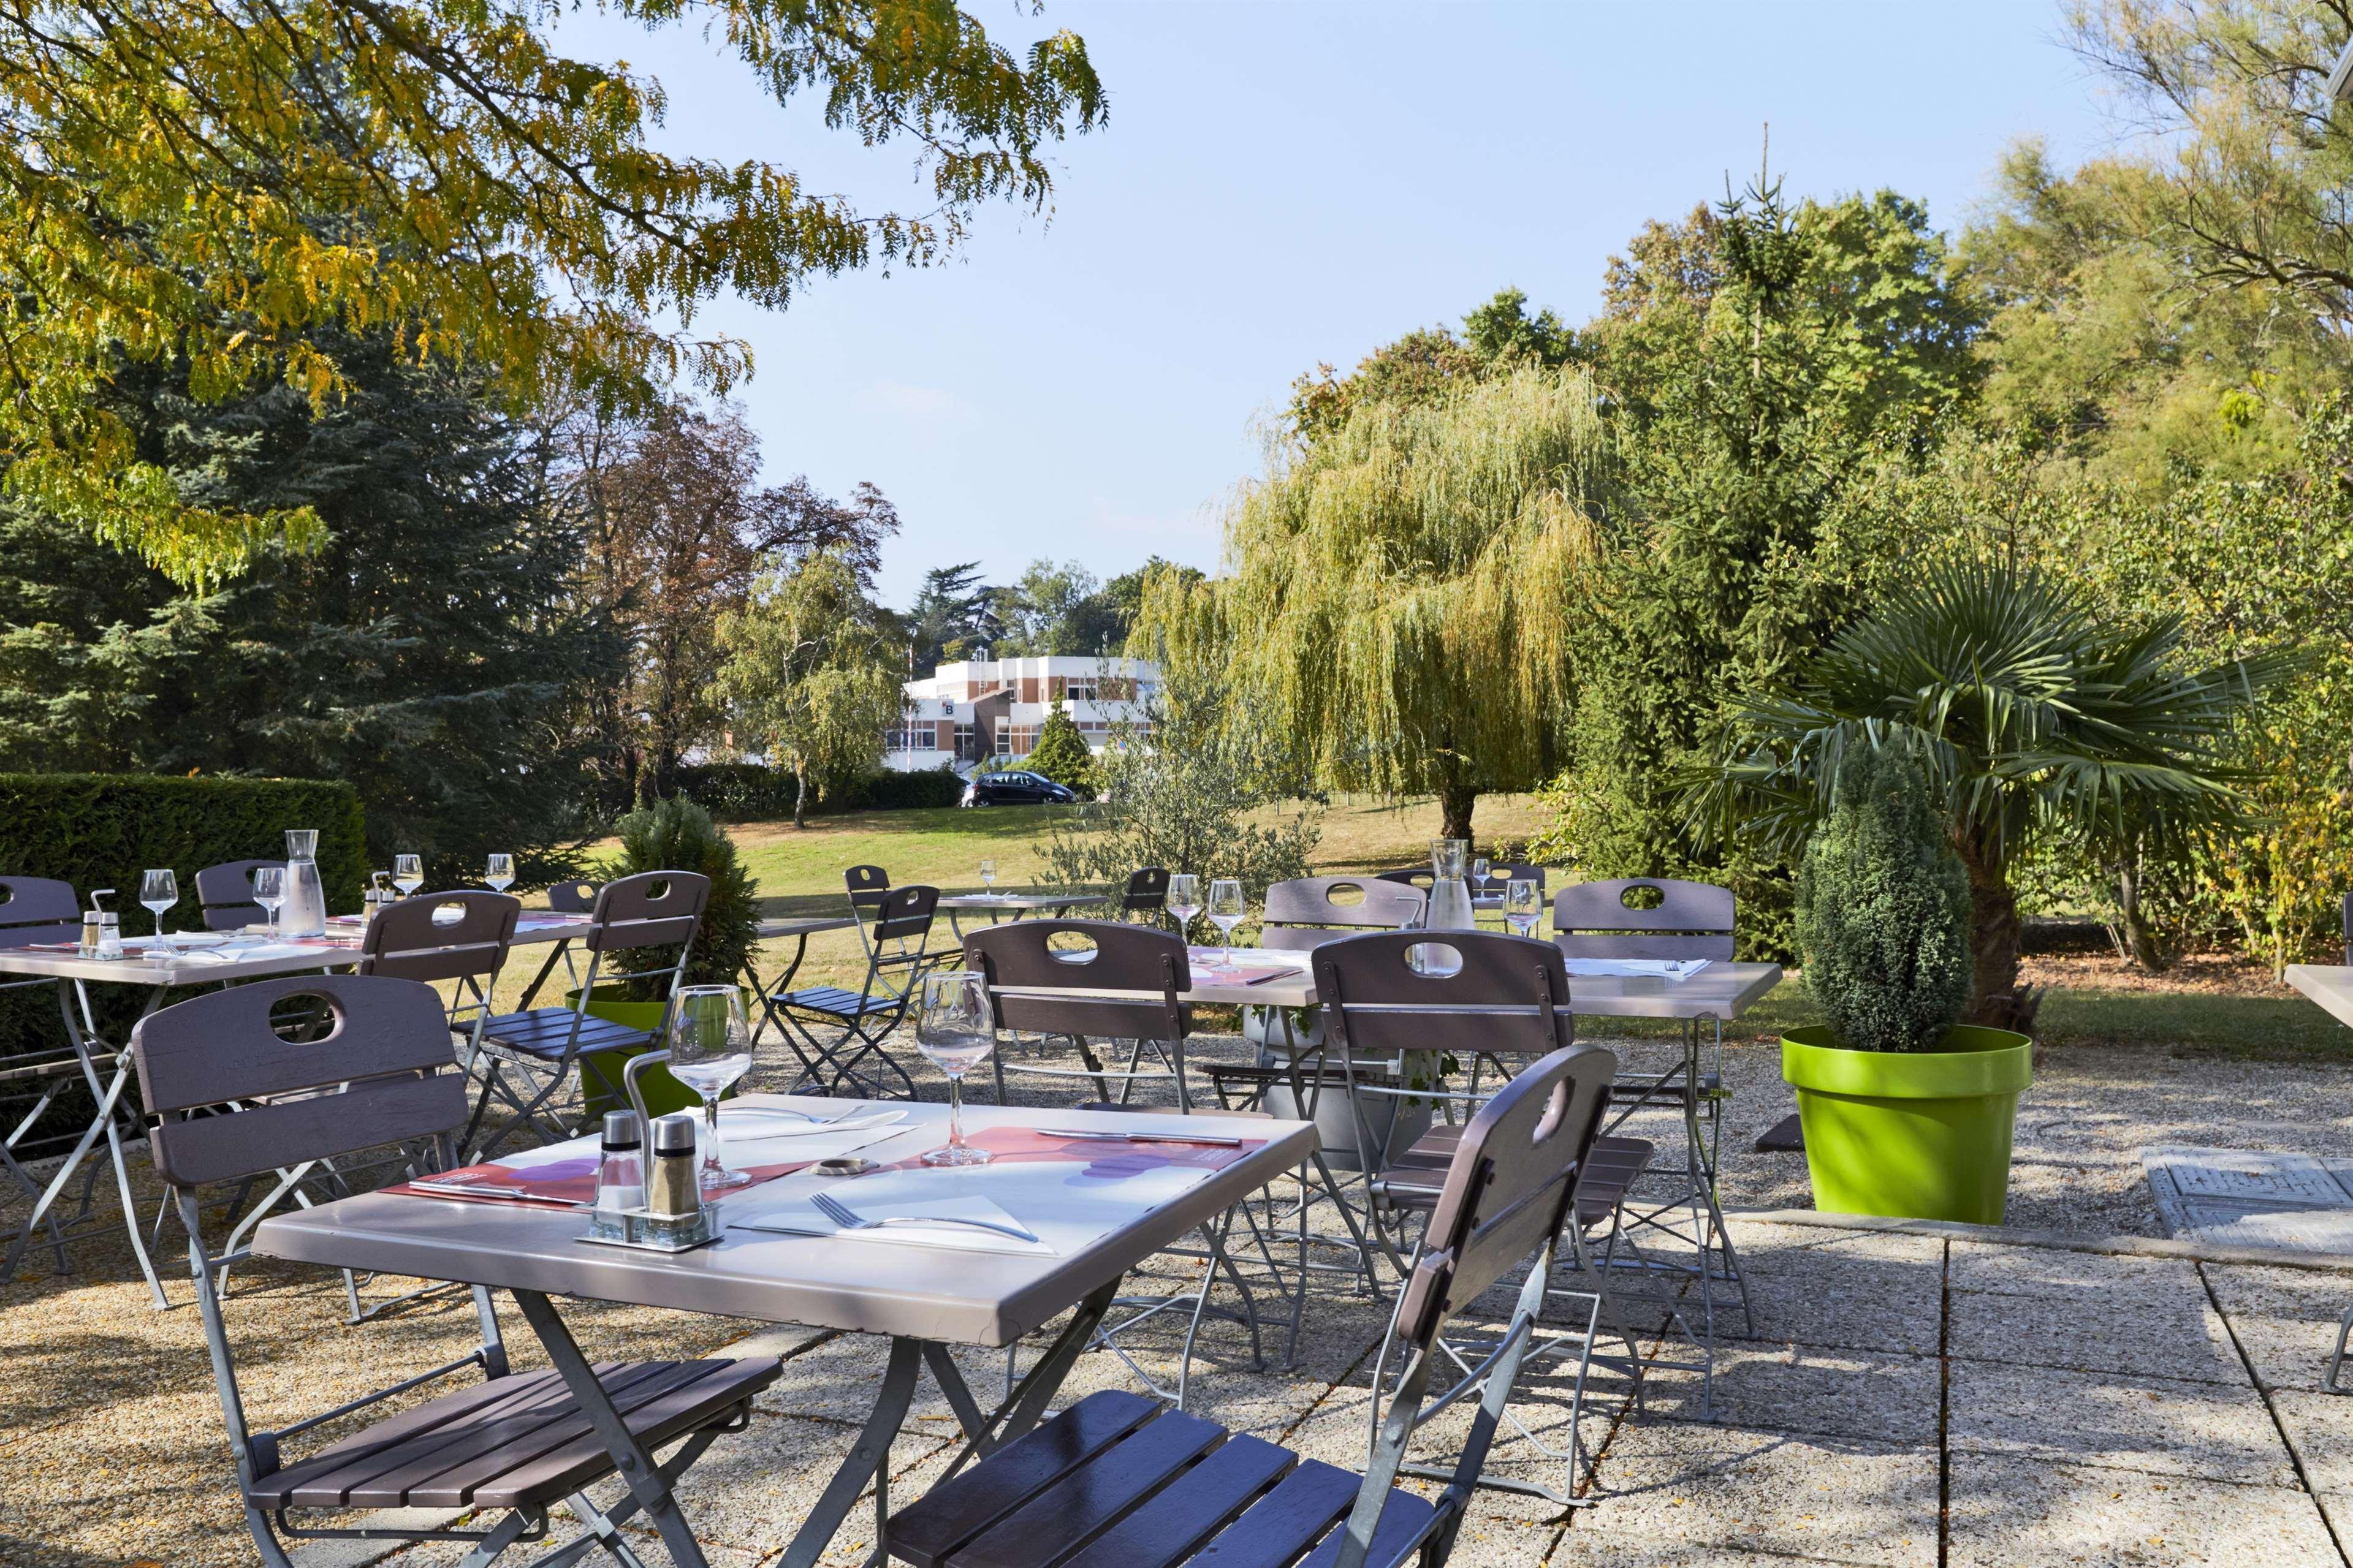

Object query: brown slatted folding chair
[542,878,601,990]
[133,972,778,1568]
[194,858,283,931]
[1315,930,1655,1506]
[772,884,939,1099]
[963,918,1269,1407]
[880,1040,1616,1568]
[465,871,710,1159]
[0,876,90,1277]
[1472,860,1548,901]
[1374,865,1437,893]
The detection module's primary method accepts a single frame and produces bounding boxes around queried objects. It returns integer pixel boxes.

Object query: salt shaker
[89,889,121,959]
[593,1109,649,1232]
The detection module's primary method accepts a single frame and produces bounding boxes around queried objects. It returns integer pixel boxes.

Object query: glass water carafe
[1425,837,1478,931]
[278,828,327,937]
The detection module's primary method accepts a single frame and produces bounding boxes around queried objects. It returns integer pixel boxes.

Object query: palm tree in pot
[1687,556,2291,1032]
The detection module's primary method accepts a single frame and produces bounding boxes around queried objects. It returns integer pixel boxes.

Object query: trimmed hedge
[0,774,368,1149]
[672,763,967,822]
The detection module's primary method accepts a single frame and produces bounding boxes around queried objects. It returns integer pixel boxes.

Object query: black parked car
[960,770,1077,807]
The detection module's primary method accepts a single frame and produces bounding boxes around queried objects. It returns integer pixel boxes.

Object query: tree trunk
[793,762,808,829]
[1958,830,2040,1032]
[2113,856,2172,974]
[1436,780,1478,844]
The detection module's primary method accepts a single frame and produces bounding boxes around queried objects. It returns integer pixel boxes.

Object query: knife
[1038,1127,1246,1147]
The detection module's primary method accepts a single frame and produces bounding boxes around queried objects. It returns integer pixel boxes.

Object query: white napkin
[717,1107,905,1142]
[1561,958,1711,980]
[736,1191,1054,1257]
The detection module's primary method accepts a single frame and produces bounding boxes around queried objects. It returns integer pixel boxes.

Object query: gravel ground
[9,1025,2353,1565]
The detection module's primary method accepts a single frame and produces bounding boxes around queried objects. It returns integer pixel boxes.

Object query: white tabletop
[0,911,595,987]
[937,892,1095,911]
[756,914,860,939]
[254,1096,1315,1347]
[1169,949,1783,1020]
[2287,965,2353,1030]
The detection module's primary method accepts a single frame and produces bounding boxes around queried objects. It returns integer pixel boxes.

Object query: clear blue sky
[558,1,2119,608]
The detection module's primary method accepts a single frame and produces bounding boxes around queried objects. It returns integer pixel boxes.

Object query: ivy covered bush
[1795,746,1972,1052]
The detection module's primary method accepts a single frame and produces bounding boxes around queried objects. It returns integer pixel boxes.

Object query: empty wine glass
[1166,873,1201,945]
[917,969,995,1167]
[393,853,424,900]
[139,868,178,950]
[484,853,515,893]
[1505,879,1541,939]
[1471,855,1491,896]
[978,857,997,892]
[669,985,753,1191]
[1207,879,1245,973]
[252,866,285,939]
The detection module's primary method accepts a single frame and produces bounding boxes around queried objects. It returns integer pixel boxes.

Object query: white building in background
[882,654,1159,774]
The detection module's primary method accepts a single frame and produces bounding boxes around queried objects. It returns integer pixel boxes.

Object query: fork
[810,1190,1038,1244]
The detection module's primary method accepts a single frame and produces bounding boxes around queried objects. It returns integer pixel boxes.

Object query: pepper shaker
[646,1112,702,1220]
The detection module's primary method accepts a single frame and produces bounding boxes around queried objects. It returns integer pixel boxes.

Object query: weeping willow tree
[1144,366,1605,843]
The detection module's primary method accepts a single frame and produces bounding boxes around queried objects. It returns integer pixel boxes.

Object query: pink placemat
[872,1125,1265,1183]
[388,1150,809,1210]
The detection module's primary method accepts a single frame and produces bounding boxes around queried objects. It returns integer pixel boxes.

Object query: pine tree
[1025,699,1098,798]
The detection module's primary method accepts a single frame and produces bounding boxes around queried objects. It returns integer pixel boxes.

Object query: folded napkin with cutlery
[1560,958,1712,980]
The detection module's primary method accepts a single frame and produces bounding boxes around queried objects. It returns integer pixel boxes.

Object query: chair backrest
[1552,876,1735,963]
[962,919,1190,1045]
[1120,866,1169,916]
[195,858,281,931]
[871,884,939,950]
[545,879,600,914]
[131,974,468,1189]
[1481,861,1548,893]
[359,891,520,985]
[1391,1040,1617,1348]
[845,865,891,917]
[1312,930,1576,1064]
[585,870,710,953]
[1261,876,1426,951]
[1374,866,1435,891]
[0,876,79,949]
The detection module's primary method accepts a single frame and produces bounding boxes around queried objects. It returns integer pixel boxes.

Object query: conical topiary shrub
[1794,743,1972,1052]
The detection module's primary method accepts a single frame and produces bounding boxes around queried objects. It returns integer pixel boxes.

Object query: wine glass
[917,969,995,1167]
[1166,873,1201,945]
[1206,879,1245,973]
[484,853,515,893]
[393,853,424,900]
[251,866,285,939]
[668,985,753,1191]
[1505,879,1541,939]
[1471,855,1491,897]
[139,868,178,950]
[978,857,997,893]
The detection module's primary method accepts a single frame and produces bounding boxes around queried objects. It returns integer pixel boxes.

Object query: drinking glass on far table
[978,858,997,892]
[1166,873,1201,946]
[392,854,424,900]
[917,969,995,1167]
[1504,879,1541,939]
[1206,879,1245,973]
[139,868,178,949]
[669,985,753,1192]
[484,853,515,893]
[1471,856,1491,898]
[251,866,285,939]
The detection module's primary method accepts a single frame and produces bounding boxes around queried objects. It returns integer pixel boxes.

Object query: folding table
[935,891,1095,939]
[253,1097,1315,1568]
[0,913,597,1304]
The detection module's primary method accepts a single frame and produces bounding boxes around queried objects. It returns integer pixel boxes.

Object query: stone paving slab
[1947,1358,2295,1485]
[1945,1455,2341,1567]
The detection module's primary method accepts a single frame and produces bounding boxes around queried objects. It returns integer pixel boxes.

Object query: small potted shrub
[1782,746,2034,1224]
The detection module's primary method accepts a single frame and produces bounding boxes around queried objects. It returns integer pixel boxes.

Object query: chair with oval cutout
[1119,865,1171,925]
[0,876,91,1281]
[876,1039,1618,1568]
[1313,928,1659,1506]
[194,858,283,931]
[463,871,710,1159]
[962,917,1270,1408]
[131,972,780,1568]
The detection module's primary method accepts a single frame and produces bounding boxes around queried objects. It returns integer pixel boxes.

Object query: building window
[956,722,975,754]
[1065,678,1097,704]
[995,719,1011,756]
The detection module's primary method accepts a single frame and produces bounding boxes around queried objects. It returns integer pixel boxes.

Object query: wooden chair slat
[1557,931,1736,962]
[1055,1435,1294,1568]
[952,1410,1226,1568]
[149,1075,468,1189]
[133,974,457,1113]
[580,870,710,953]
[1181,1459,1360,1568]
[873,884,941,944]
[359,892,518,985]
[338,1361,710,1509]
[475,1358,778,1509]
[275,1366,629,1507]
[966,922,1190,1047]
[887,1390,1160,1568]
[1294,1491,1439,1568]
[1262,877,1423,932]
[1314,931,1575,1062]
[1552,876,1735,963]
[258,1366,591,1502]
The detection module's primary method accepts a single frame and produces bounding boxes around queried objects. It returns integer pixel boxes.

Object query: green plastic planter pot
[571,986,752,1122]
[1782,1024,2034,1225]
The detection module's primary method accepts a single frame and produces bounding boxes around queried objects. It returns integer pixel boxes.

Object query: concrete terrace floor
[9,1032,2353,1566]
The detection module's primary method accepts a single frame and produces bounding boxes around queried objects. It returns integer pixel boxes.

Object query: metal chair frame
[0,876,105,1281]
[194,858,284,932]
[768,884,940,1099]
[463,872,709,1159]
